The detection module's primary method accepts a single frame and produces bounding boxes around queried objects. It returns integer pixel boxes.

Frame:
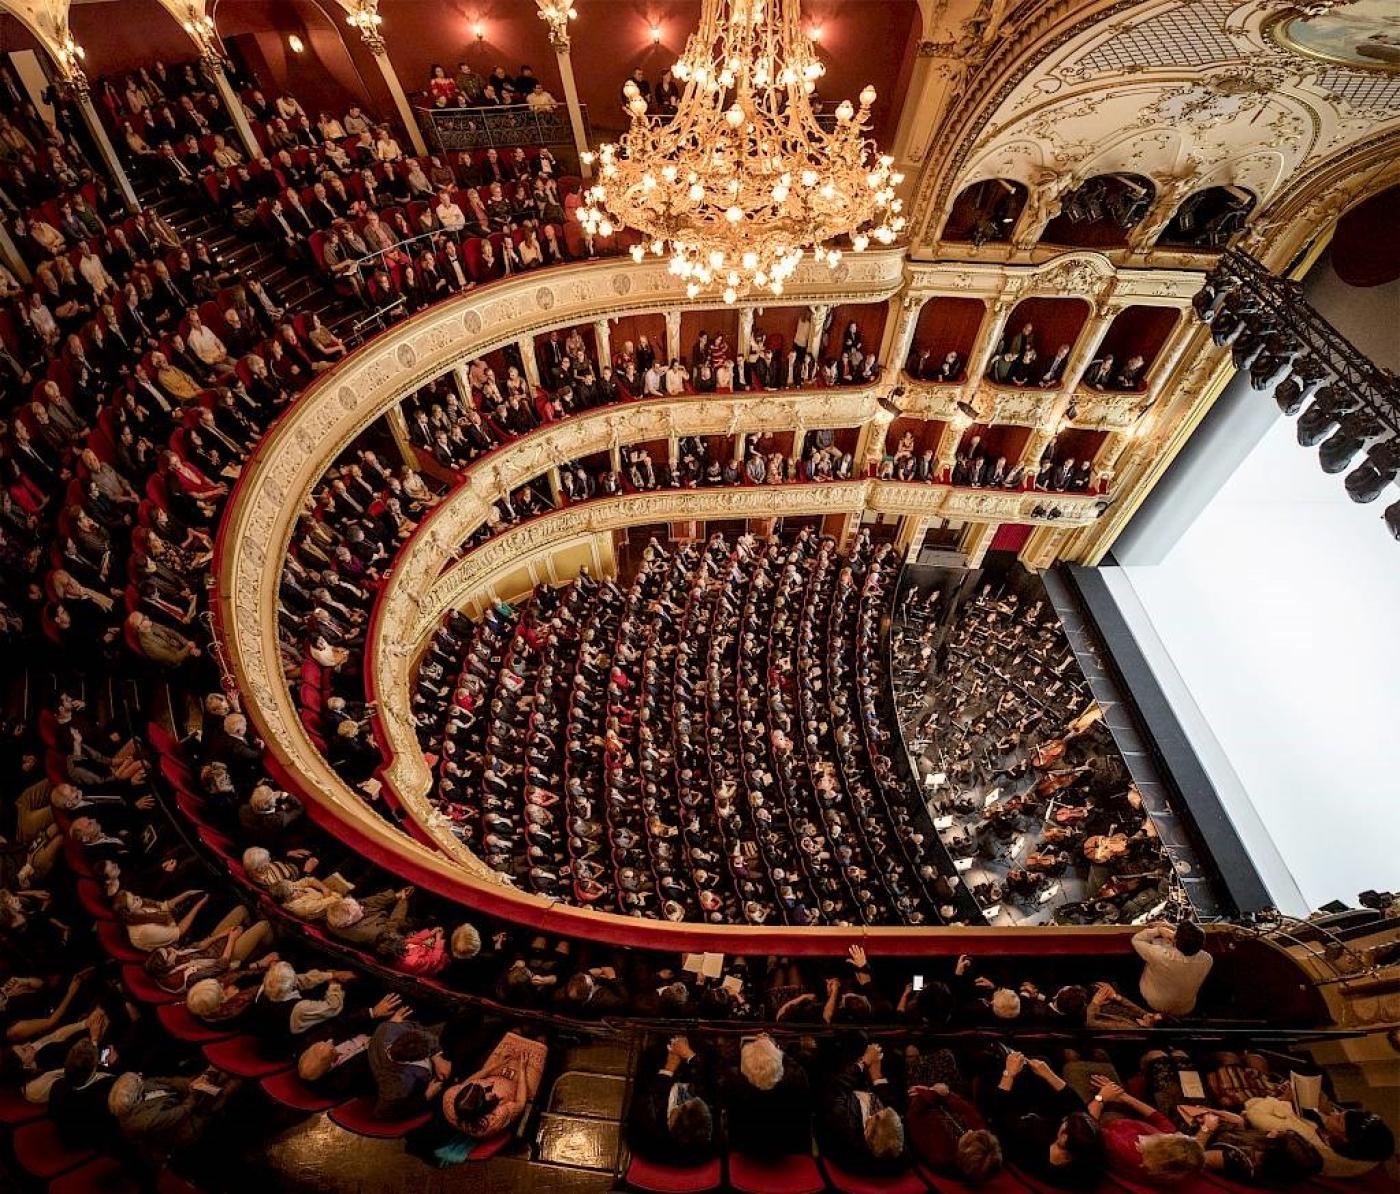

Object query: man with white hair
[721,1033,814,1158]
[820,1042,910,1175]
[324,887,414,951]
[108,1068,232,1152]
[254,961,355,1038]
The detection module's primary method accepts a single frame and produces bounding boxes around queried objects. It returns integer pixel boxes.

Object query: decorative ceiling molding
[907,0,1400,254]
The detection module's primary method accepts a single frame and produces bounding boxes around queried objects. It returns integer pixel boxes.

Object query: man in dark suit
[819,1044,909,1175]
[721,1035,813,1158]
[628,1035,716,1166]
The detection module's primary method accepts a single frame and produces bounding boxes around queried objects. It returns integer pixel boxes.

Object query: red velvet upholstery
[95,921,144,963]
[121,965,180,1005]
[260,1071,343,1113]
[202,1036,290,1078]
[328,1096,431,1138]
[822,1156,930,1194]
[919,1167,1031,1194]
[728,1152,825,1194]
[156,1002,236,1043]
[626,1154,723,1192]
[46,1156,131,1194]
[0,1085,44,1125]
[11,1119,96,1178]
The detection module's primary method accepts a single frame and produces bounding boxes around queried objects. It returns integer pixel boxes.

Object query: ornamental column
[664,310,682,365]
[737,306,755,358]
[0,222,31,283]
[803,304,829,359]
[540,36,590,179]
[53,55,138,210]
[592,319,612,369]
[207,61,259,160]
[961,521,998,568]
[882,294,921,375]
[968,292,1014,386]
[171,5,261,160]
[517,336,542,389]
[345,1,429,157]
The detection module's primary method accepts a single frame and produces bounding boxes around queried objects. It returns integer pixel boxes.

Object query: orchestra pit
[0,1,1395,1191]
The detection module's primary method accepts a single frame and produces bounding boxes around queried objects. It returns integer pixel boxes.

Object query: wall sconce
[473,21,486,41]
[810,24,823,43]
[287,34,305,54]
[650,23,663,44]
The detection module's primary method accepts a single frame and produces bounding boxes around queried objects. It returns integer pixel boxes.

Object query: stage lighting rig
[1193,250,1400,534]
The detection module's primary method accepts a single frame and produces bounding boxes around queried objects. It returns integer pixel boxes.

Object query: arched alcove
[1082,306,1181,390]
[942,178,1027,244]
[905,297,985,379]
[1155,185,1256,250]
[1042,173,1155,250]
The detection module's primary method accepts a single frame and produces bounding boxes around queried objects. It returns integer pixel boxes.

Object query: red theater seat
[202,1035,290,1078]
[728,1152,825,1194]
[261,1070,343,1112]
[626,1154,723,1192]
[823,1156,930,1194]
[328,1096,430,1138]
[11,1119,96,1178]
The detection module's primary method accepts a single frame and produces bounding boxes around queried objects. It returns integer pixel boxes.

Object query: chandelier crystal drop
[576,0,904,303]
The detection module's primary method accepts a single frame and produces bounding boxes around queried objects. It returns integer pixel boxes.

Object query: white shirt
[437,201,465,231]
[78,253,113,295]
[188,325,228,366]
[1133,927,1213,1015]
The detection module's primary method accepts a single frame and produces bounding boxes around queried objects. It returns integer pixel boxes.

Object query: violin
[1029,703,1106,769]
[1083,832,1129,864]
[1052,804,1090,824]
[1034,766,1090,798]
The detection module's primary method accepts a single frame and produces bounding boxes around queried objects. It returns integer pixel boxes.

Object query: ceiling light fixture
[577,0,903,303]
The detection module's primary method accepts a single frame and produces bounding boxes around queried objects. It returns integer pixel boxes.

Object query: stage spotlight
[1344,439,1400,503]
[1385,496,1400,541]
[1231,330,1270,371]
[1319,412,1383,473]
[1296,386,1358,446]
[1272,363,1326,415]
[1248,341,1299,391]
[1209,304,1244,345]
[1192,276,1235,321]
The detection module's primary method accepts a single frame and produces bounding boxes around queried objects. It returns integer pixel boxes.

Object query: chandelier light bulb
[860,85,877,107]
[630,244,645,262]
[836,100,854,122]
[726,104,744,127]
[725,205,744,223]
[708,249,726,269]
[686,283,701,298]
[687,183,705,202]
[723,287,738,304]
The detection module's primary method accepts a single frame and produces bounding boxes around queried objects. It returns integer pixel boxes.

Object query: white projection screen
[1104,253,1400,916]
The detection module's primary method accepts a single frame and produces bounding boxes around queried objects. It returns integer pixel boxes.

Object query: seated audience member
[629,1034,717,1166]
[1088,1076,1205,1185]
[440,1031,548,1139]
[368,1018,449,1119]
[1241,1082,1394,1178]
[907,1080,1004,1183]
[820,1043,910,1175]
[985,1052,1100,1187]
[721,1034,813,1158]
[1133,920,1212,1016]
[107,1068,235,1155]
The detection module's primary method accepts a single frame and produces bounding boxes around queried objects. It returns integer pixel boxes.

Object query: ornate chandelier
[577,0,904,304]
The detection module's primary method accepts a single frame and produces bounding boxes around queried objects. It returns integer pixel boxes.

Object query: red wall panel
[908,297,985,373]
[1003,297,1090,360]
[69,0,192,77]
